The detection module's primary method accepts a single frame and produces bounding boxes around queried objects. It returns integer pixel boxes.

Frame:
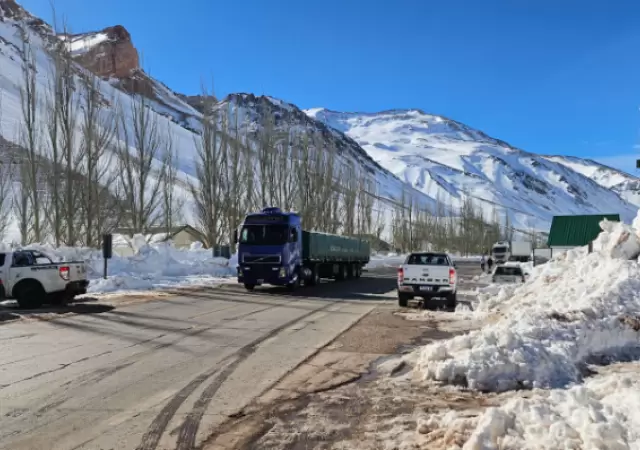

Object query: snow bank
[414,216,640,392]
[24,236,235,294]
[365,253,406,269]
[456,364,640,450]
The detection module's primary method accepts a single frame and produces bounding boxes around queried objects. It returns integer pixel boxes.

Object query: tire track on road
[136,300,339,450]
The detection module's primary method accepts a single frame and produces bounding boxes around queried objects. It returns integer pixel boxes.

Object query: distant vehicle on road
[234,207,370,291]
[397,252,457,308]
[492,263,528,284]
[0,250,88,309]
[491,240,532,263]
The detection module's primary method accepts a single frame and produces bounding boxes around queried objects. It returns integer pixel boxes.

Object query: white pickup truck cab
[0,250,89,309]
[397,252,457,308]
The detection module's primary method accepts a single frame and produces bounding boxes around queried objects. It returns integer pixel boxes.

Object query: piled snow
[365,253,406,269]
[414,216,640,392]
[454,363,640,450]
[24,236,235,294]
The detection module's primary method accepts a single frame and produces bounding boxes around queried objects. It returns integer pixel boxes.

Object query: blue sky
[20,0,640,173]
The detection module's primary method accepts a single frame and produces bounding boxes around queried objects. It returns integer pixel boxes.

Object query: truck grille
[242,254,281,264]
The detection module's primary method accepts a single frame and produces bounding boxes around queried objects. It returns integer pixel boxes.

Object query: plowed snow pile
[406,215,640,449]
[24,236,235,294]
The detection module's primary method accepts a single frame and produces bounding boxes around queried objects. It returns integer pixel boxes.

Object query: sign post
[102,234,113,279]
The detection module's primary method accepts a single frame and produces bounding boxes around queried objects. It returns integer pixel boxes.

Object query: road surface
[0,261,483,450]
[0,271,397,450]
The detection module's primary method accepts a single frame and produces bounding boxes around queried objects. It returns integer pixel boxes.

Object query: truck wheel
[354,265,362,278]
[446,292,457,310]
[16,282,46,309]
[398,292,411,307]
[308,267,320,286]
[286,276,300,292]
[244,284,255,292]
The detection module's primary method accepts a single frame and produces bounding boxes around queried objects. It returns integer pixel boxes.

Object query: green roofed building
[547,214,620,255]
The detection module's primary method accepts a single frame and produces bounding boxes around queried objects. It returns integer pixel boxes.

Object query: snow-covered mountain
[543,155,640,208]
[0,0,637,243]
[306,108,639,229]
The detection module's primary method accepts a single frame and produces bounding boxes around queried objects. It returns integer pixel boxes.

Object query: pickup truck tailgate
[62,261,87,282]
[401,264,451,285]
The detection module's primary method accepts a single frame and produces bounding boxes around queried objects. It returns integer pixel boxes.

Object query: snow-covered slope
[306,108,639,229]
[0,1,432,243]
[545,155,640,208]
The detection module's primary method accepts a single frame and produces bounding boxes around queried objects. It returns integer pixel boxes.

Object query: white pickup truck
[397,252,457,308]
[0,250,89,309]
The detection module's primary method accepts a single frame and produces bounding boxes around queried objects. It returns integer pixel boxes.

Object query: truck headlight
[279,267,287,278]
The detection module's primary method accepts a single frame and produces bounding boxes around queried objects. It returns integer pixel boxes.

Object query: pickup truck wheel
[16,282,46,309]
[398,292,411,307]
[49,292,71,306]
[244,283,255,292]
[446,292,458,309]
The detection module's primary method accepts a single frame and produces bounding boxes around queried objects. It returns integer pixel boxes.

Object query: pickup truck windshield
[240,225,289,245]
[495,266,522,275]
[407,254,449,265]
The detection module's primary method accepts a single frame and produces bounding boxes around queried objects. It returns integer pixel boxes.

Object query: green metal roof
[547,214,621,247]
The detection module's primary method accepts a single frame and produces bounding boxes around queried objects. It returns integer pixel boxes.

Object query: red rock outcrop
[66,25,139,78]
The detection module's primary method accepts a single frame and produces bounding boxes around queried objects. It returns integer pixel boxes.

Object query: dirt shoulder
[203,307,480,450]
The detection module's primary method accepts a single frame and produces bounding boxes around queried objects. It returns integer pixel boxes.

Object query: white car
[492,263,528,284]
[397,252,457,308]
[0,250,88,309]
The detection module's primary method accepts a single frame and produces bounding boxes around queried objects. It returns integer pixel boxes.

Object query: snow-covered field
[24,236,236,295]
[374,214,640,449]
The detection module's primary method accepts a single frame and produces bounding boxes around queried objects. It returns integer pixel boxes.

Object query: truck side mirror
[291,229,298,243]
[233,230,238,244]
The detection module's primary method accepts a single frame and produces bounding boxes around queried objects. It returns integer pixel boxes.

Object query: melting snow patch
[413,215,640,393]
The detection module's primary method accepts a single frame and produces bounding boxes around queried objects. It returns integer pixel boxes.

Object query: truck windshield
[240,225,289,245]
[493,246,507,253]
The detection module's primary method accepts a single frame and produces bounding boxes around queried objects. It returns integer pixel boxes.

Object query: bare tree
[77,73,120,246]
[115,94,166,234]
[190,101,225,247]
[18,26,45,243]
[159,123,184,231]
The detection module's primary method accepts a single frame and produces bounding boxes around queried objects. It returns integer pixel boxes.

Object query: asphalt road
[0,261,482,450]
[0,270,398,450]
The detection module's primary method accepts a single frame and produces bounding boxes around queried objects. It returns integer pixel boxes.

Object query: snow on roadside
[386,215,640,449]
[24,236,236,295]
[414,216,640,392]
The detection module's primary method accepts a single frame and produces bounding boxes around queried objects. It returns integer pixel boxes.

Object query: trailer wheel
[336,264,347,281]
[244,283,255,292]
[354,265,362,278]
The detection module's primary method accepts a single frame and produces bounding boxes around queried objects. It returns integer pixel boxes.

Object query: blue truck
[234,207,371,291]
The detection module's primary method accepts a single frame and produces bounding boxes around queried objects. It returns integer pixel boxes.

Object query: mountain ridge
[0,0,637,242]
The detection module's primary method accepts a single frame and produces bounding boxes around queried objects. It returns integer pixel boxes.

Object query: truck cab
[491,241,510,264]
[235,207,302,291]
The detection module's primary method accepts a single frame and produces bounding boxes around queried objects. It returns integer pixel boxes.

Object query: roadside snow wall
[415,216,640,392]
